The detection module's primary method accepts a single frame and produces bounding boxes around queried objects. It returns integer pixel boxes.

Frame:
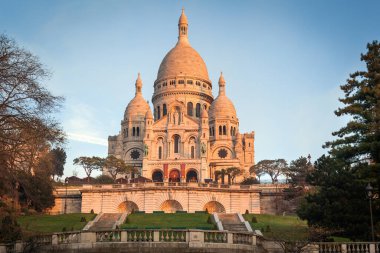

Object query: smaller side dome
[145,107,153,119]
[124,73,150,120]
[209,72,237,119]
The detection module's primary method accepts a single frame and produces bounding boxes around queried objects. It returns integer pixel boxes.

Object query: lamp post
[64,177,68,214]
[366,183,375,241]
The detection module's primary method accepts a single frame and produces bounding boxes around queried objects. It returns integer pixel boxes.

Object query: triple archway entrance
[151,169,198,182]
[116,200,225,213]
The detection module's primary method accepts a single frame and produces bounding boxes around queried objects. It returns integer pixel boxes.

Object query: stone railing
[79,182,289,191]
[259,240,380,253]
[0,229,256,253]
[315,242,380,253]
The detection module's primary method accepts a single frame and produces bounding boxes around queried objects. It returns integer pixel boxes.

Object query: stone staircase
[88,213,122,231]
[218,213,249,232]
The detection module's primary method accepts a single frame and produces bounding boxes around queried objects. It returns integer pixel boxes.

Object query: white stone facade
[107,10,255,183]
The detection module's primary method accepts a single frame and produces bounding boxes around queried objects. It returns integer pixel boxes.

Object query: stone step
[89,213,122,231]
[218,213,249,232]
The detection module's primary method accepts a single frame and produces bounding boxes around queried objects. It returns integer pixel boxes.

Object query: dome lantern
[178,8,189,44]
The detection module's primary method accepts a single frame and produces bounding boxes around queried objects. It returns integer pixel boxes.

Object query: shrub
[80,217,86,222]
[265,225,271,232]
[205,208,209,214]
[62,227,67,232]
[207,215,212,224]
[251,216,258,223]
[90,209,94,214]
[245,210,249,214]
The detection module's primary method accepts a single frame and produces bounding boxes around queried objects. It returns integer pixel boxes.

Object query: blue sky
[1,0,379,178]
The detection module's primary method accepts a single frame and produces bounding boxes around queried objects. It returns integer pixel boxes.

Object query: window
[158,146,162,159]
[178,80,185,84]
[132,127,136,136]
[219,126,222,135]
[187,80,193,84]
[157,106,161,120]
[136,127,140,137]
[163,104,167,116]
[223,126,226,135]
[174,135,180,153]
[170,80,176,85]
[196,103,201,117]
[187,102,193,116]
[124,128,128,137]
[212,127,215,136]
[196,81,201,86]
[191,146,195,159]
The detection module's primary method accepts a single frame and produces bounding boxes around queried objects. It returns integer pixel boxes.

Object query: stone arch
[186,169,198,182]
[169,169,180,182]
[117,201,139,214]
[152,169,163,182]
[203,201,226,213]
[160,200,183,213]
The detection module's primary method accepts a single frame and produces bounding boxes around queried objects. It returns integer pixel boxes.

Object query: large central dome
[157,43,209,82]
[155,9,210,82]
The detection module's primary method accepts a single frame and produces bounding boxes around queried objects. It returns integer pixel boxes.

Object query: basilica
[107,10,255,183]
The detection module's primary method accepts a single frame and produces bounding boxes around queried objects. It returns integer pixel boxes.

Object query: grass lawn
[17,213,96,234]
[121,213,215,230]
[243,214,308,241]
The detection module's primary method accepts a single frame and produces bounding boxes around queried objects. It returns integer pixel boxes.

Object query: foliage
[298,41,380,240]
[251,159,288,183]
[73,156,104,182]
[17,170,55,212]
[0,34,64,215]
[94,174,114,184]
[0,201,22,242]
[226,167,243,184]
[240,176,259,185]
[287,156,313,187]
[49,147,66,180]
[17,213,96,233]
[104,155,133,181]
[297,155,370,239]
[250,164,265,183]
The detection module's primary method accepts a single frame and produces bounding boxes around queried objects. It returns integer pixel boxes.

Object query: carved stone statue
[144,144,149,157]
[201,142,207,155]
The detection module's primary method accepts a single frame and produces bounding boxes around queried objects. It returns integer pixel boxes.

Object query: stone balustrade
[315,242,380,253]
[0,229,256,253]
[76,182,289,192]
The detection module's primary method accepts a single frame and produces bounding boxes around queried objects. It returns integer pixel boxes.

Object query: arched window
[230,127,233,136]
[195,103,201,117]
[191,146,195,159]
[209,128,212,136]
[174,135,180,153]
[212,127,215,136]
[219,126,222,135]
[124,128,128,137]
[163,104,167,116]
[157,106,161,120]
[132,127,136,136]
[136,127,140,136]
[187,102,193,116]
[158,146,162,159]
[223,125,226,135]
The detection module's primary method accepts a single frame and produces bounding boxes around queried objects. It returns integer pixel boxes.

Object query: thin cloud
[67,132,108,146]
